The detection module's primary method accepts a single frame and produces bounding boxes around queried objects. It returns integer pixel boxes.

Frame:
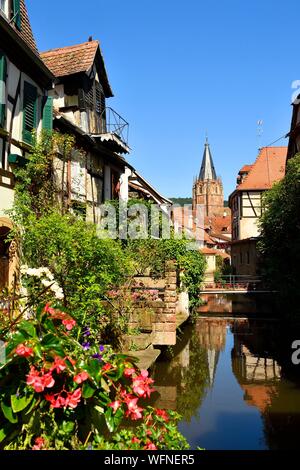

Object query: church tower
[192,138,224,217]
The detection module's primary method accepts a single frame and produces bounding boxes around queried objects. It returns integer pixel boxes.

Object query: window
[12,0,21,29]
[23,81,37,145]
[42,96,53,131]
[0,51,7,129]
[0,0,7,16]
[83,78,106,133]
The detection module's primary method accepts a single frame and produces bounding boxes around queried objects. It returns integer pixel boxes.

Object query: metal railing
[209,275,262,291]
[99,107,129,145]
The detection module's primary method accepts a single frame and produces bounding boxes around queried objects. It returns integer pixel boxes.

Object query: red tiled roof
[11,0,38,55]
[237,147,287,191]
[200,247,230,259]
[240,164,253,173]
[40,41,100,77]
[204,215,232,234]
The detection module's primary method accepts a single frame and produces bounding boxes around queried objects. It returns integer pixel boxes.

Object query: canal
[152,294,300,450]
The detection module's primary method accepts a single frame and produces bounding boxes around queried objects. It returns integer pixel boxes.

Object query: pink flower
[108,400,121,413]
[51,357,66,374]
[42,372,55,389]
[32,436,45,451]
[132,370,155,398]
[44,304,56,316]
[124,368,136,378]
[26,367,55,393]
[125,397,143,421]
[45,394,66,409]
[16,344,34,357]
[65,389,82,409]
[62,318,76,331]
[144,442,157,450]
[74,371,89,384]
[131,437,141,444]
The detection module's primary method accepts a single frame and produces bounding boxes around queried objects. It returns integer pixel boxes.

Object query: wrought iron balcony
[91,107,130,154]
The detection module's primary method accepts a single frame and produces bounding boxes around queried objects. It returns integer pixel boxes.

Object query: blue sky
[28,0,297,198]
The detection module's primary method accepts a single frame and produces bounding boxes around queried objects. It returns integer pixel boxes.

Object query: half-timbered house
[0,0,53,289]
[229,147,287,276]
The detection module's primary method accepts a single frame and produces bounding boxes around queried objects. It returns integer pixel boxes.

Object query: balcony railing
[99,107,129,146]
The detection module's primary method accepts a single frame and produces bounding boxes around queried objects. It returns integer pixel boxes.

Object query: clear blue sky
[28,0,297,199]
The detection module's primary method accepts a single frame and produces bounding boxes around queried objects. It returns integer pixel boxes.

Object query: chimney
[88,36,93,42]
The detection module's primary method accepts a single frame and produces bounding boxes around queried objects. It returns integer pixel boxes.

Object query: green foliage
[125,236,206,308]
[0,305,189,450]
[258,154,300,314]
[169,198,193,206]
[20,212,132,340]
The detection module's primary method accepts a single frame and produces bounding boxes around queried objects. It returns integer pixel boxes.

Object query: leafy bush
[258,154,300,314]
[0,304,189,450]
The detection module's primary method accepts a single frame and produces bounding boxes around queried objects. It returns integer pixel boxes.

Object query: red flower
[15,344,34,357]
[108,400,121,413]
[42,372,55,389]
[132,370,155,398]
[65,389,82,409]
[156,408,169,422]
[44,304,56,316]
[124,368,136,378]
[51,357,66,374]
[144,442,157,450]
[62,318,76,331]
[74,371,89,384]
[102,363,112,372]
[26,367,55,393]
[125,397,143,421]
[131,437,141,444]
[32,436,45,451]
[45,394,65,409]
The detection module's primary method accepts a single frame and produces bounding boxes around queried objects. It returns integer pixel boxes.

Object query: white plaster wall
[0,186,14,216]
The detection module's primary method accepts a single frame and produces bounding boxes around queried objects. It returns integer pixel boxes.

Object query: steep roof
[2,0,38,55]
[41,41,99,77]
[237,147,287,191]
[19,0,38,53]
[199,138,217,181]
[40,40,113,96]
[239,164,253,173]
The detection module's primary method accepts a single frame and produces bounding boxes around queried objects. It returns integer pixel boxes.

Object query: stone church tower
[192,138,224,217]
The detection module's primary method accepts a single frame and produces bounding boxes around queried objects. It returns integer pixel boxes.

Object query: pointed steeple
[199,137,217,181]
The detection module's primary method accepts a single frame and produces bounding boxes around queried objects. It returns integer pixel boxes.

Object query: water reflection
[152,301,300,449]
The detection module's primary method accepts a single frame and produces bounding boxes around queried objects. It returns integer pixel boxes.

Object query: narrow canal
[152,294,300,450]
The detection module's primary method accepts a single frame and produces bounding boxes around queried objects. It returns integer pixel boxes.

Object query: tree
[258,154,300,315]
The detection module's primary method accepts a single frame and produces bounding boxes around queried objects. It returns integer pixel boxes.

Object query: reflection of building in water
[195,318,227,386]
[195,318,227,351]
[198,294,232,314]
[232,332,281,412]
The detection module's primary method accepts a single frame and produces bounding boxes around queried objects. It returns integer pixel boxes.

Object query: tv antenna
[257,120,263,149]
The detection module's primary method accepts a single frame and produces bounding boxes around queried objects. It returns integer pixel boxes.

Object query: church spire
[199,138,217,181]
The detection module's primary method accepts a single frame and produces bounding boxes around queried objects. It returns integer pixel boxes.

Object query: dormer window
[0,0,8,17]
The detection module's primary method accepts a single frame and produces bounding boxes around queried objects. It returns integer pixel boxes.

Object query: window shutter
[23,81,37,145]
[42,96,53,131]
[0,52,7,129]
[12,0,21,30]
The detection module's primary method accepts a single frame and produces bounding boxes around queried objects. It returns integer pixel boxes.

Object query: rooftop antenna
[257,120,263,150]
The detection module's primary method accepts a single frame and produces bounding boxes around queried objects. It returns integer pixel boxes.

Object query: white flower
[41,279,53,288]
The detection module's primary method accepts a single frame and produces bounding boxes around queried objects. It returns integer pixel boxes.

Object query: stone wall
[128,261,183,347]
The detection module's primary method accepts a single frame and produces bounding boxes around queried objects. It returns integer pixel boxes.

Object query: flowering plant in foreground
[0,304,189,450]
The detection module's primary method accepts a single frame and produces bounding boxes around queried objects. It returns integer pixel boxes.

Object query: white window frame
[0,0,9,18]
